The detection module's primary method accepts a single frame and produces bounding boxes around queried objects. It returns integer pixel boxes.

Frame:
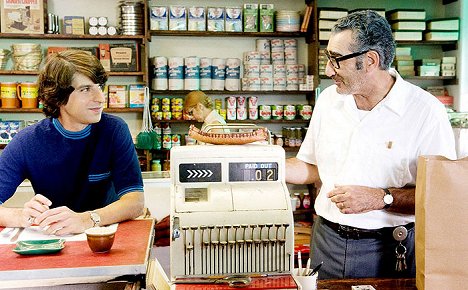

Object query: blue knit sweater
[0,114,143,212]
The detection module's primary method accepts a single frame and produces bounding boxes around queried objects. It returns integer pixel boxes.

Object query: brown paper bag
[415,155,468,290]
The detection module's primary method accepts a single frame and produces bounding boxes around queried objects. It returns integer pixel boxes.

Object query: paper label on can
[248,107,258,119]
[212,65,226,80]
[248,96,258,108]
[226,96,236,108]
[225,66,240,79]
[236,107,247,120]
[236,96,246,108]
[168,66,183,79]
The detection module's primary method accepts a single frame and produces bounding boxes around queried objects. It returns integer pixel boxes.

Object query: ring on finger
[28,217,34,224]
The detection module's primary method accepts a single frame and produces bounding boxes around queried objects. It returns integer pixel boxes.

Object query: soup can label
[162,134,172,149]
[227,108,236,120]
[248,107,258,120]
[258,105,271,120]
[162,111,172,120]
[171,134,181,146]
[172,111,183,120]
[248,96,258,108]
[271,105,284,120]
[236,107,247,120]
[297,104,312,120]
[161,104,171,112]
[225,96,236,108]
[236,96,246,108]
[283,105,296,120]
[153,111,163,120]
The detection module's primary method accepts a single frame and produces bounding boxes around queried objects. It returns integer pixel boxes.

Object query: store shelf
[151,119,310,124]
[0,33,145,40]
[0,70,145,76]
[150,30,306,38]
[150,90,314,95]
[0,108,143,113]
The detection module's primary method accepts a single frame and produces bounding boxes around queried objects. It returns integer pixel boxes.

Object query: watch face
[384,194,394,205]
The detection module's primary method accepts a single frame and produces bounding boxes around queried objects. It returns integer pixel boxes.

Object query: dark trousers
[310,216,416,279]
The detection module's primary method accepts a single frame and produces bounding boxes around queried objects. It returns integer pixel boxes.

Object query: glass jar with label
[302,192,311,209]
[151,159,162,172]
[293,192,302,209]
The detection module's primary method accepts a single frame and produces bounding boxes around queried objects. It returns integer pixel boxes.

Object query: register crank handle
[172,217,181,240]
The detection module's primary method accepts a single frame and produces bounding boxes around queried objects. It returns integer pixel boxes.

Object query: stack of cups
[168,57,184,90]
[236,96,247,120]
[260,64,273,91]
[271,39,284,65]
[248,96,258,120]
[184,56,200,91]
[243,51,261,91]
[151,56,168,90]
[256,39,271,65]
[225,58,241,91]
[286,64,299,91]
[284,39,298,65]
[211,58,226,91]
[200,57,212,90]
[273,64,286,91]
[225,96,236,120]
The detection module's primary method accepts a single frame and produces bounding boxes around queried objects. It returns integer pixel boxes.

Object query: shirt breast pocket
[365,139,409,186]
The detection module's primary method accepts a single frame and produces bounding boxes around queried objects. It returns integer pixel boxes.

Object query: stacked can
[200,57,212,90]
[151,56,168,90]
[236,96,247,120]
[283,104,297,120]
[283,127,306,147]
[225,96,236,120]
[248,96,258,120]
[214,98,226,120]
[286,64,299,91]
[300,75,315,91]
[120,1,145,35]
[260,64,273,91]
[171,97,184,120]
[161,97,172,120]
[256,39,271,65]
[151,97,162,120]
[273,64,286,91]
[184,56,200,90]
[242,51,261,91]
[284,39,297,64]
[162,123,172,150]
[271,39,285,65]
[211,58,226,91]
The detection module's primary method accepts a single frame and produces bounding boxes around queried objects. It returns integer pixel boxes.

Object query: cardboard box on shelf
[129,84,145,108]
[108,85,127,108]
[98,43,110,72]
[0,0,47,34]
[63,16,85,35]
[109,43,139,72]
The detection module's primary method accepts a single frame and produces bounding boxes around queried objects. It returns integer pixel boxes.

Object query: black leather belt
[321,217,414,240]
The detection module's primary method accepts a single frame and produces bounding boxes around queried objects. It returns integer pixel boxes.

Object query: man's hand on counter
[154,215,170,247]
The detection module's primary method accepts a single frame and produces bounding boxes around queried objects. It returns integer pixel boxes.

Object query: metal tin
[248,107,258,120]
[172,112,183,120]
[258,105,271,120]
[226,108,236,120]
[283,105,296,120]
[248,96,258,108]
[153,111,163,120]
[161,104,170,112]
[162,134,172,149]
[236,96,246,108]
[98,16,108,26]
[171,104,183,112]
[162,111,172,120]
[225,96,236,108]
[171,134,181,146]
[297,104,312,120]
[89,17,98,26]
[151,104,160,112]
[271,105,284,120]
[171,97,183,106]
[236,107,247,120]
[161,97,170,105]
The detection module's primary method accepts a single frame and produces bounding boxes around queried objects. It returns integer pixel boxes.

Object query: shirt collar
[379,68,406,116]
[52,118,92,139]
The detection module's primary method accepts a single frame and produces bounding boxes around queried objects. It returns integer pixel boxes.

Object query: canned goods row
[225,104,312,121]
[281,126,308,147]
[225,96,258,109]
[162,134,181,150]
[151,97,185,121]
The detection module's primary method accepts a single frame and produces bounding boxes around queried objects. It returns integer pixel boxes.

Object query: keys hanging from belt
[393,226,408,272]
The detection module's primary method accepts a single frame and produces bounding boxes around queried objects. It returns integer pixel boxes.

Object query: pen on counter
[308,261,323,276]
[303,257,311,276]
[297,251,302,275]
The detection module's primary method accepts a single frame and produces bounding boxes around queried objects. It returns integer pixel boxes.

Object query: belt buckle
[337,225,360,239]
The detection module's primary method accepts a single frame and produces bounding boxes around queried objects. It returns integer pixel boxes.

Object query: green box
[259,4,274,32]
[243,4,258,32]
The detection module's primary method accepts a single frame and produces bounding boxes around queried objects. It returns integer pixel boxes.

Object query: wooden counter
[318,277,416,290]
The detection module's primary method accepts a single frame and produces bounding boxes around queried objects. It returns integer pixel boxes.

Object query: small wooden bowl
[85,227,116,253]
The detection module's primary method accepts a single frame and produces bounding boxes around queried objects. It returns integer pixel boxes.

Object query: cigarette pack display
[109,43,139,72]
[0,0,47,34]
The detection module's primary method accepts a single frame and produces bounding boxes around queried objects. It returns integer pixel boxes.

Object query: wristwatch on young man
[90,211,101,227]
[383,188,394,209]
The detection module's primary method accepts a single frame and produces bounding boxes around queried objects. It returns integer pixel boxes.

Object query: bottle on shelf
[302,192,311,209]
[293,192,302,210]
[151,159,162,172]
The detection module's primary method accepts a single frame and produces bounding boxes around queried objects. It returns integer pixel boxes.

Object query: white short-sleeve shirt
[297,69,456,229]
